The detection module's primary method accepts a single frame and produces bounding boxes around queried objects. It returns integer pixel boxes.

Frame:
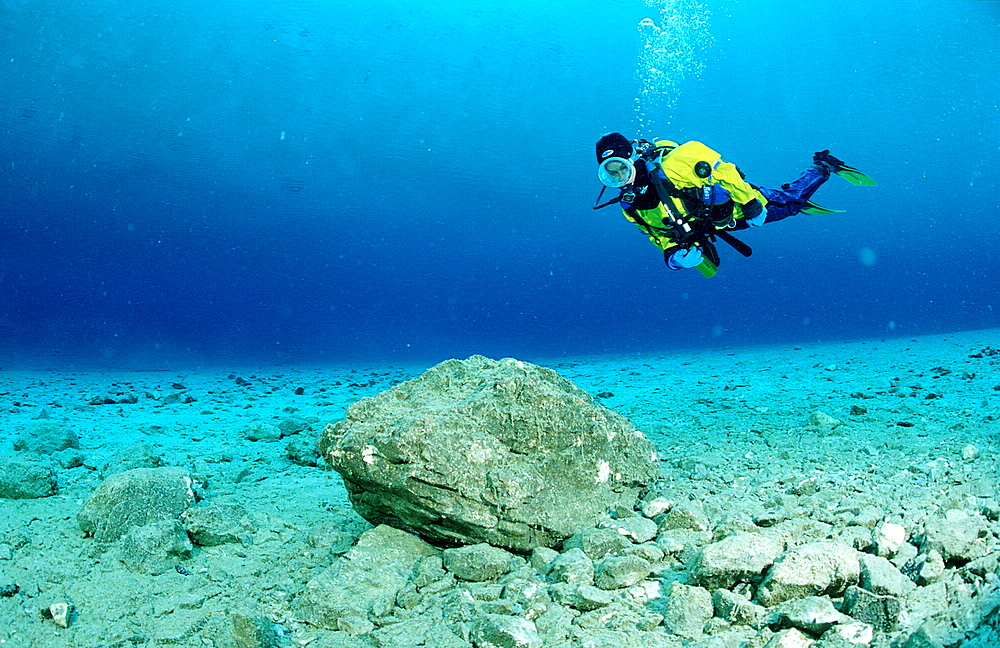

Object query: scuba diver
[594,132,876,277]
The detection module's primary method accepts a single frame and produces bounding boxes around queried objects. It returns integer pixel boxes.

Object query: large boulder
[318,356,658,552]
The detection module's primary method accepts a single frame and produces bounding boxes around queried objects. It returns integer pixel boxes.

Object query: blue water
[2,0,998,366]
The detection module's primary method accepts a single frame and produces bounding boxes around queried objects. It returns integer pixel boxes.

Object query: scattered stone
[89,393,140,405]
[39,594,75,629]
[285,437,322,467]
[921,509,992,563]
[757,541,861,606]
[764,628,814,648]
[816,622,875,647]
[231,612,280,648]
[859,553,916,597]
[712,588,767,627]
[243,421,281,442]
[336,616,374,636]
[874,522,906,557]
[842,585,901,633]
[961,444,980,461]
[547,548,594,586]
[52,448,85,469]
[688,531,785,591]
[902,550,946,585]
[13,421,79,455]
[575,598,662,632]
[470,614,542,648]
[769,596,846,635]
[443,543,518,582]
[659,580,712,639]
[658,500,710,533]
[569,584,614,610]
[318,356,658,552]
[529,546,559,574]
[100,443,165,477]
[808,411,841,427]
[0,457,58,499]
[182,503,254,546]
[0,583,19,597]
[116,519,194,574]
[562,526,632,560]
[294,525,437,630]
[593,554,651,590]
[77,467,197,542]
[277,417,309,437]
[600,516,658,544]
[641,496,674,518]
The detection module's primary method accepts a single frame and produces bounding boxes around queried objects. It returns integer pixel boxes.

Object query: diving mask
[597,157,636,188]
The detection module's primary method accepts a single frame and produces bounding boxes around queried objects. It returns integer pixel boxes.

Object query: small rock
[660,580,712,639]
[530,546,559,574]
[40,597,75,629]
[757,541,861,606]
[13,421,80,455]
[712,588,766,627]
[816,621,875,646]
[921,509,992,563]
[961,444,980,461]
[841,585,901,633]
[77,467,197,542]
[688,531,785,591]
[0,457,58,499]
[285,437,322,467]
[874,522,906,557]
[902,550,945,585]
[658,500,710,532]
[243,421,281,442]
[601,516,658,543]
[769,596,846,635]
[808,411,841,427]
[593,554,651,590]
[547,548,594,586]
[231,612,280,648]
[443,543,517,582]
[859,554,915,597]
[116,519,194,574]
[764,628,815,648]
[789,476,819,496]
[182,503,254,546]
[641,496,674,518]
[569,584,614,611]
[562,526,631,560]
[100,443,165,477]
[470,615,542,648]
[336,616,374,636]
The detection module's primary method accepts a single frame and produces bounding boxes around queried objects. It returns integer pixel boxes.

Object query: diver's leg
[757,165,830,224]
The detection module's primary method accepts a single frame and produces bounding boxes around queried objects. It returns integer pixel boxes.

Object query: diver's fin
[814,150,877,186]
[835,165,877,186]
[802,200,846,215]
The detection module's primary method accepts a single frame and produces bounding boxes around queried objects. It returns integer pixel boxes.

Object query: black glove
[741,199,764,219]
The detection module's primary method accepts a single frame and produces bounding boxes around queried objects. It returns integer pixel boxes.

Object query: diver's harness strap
[592,185,622,210]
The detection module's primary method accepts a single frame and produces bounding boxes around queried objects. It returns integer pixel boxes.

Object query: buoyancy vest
[622,140,767,253]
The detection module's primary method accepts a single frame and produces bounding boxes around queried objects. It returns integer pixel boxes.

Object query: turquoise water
[1,0,997,365]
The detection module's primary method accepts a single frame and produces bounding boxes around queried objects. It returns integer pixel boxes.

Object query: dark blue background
[1,0,998,366]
